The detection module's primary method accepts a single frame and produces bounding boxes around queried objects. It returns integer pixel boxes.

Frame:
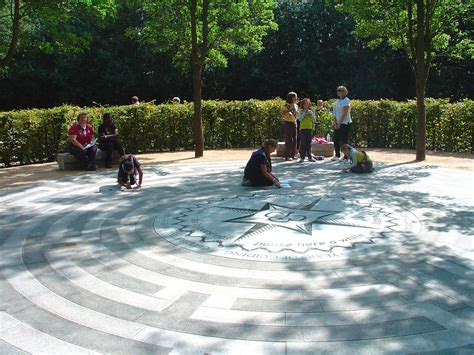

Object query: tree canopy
[336,0,472,160]
[133,0,277,156]
[0,0,116,68]
[0,0,472,111]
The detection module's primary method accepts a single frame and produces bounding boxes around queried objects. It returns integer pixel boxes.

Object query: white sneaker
[339,157,346,162]
[331,156,339,161]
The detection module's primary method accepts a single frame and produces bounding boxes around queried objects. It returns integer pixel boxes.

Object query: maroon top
[68,123,94,146]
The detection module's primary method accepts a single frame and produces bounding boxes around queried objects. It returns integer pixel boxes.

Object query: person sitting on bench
[341,144,374,173]
[68,112,97,171]
[98,113,125,168]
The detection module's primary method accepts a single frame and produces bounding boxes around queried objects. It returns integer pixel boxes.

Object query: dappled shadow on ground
[0,160,472,352]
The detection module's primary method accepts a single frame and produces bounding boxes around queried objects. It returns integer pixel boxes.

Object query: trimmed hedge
[0,98,472,167]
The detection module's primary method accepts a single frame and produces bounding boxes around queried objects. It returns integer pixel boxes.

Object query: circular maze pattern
[0,162,472,353]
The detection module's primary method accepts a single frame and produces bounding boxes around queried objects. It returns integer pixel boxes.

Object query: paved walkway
[0,157,473,353]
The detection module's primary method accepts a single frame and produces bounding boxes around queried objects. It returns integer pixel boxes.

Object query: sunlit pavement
[1,160,473,354]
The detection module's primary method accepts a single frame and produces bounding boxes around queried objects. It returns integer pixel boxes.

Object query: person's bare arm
[137,166,143,187]
[260,164,280,188]
[105,128,118,139]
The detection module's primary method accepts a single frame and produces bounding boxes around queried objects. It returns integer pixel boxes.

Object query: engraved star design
[220,198,381,247]
[225,202,335,235]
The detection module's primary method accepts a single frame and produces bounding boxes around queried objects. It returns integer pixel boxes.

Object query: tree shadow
[0,160,473,352]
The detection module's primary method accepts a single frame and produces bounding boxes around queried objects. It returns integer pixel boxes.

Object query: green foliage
[350,98,473,153]
[0,99,472,167]
[0,0,117,67]
[336,0,472,61]
[0,106,76,166]
[1,1,472,110]
[136,0,278,71]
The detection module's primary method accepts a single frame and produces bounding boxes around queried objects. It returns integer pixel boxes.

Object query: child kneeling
[118,154,143,189]
[341,144,374,173]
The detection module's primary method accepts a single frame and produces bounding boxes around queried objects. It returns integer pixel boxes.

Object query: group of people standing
[243,86,373,188]
[281,86,352,162]
[67,112,143,189]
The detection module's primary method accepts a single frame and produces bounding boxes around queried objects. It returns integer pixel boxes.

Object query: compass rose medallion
[153,192,421,261]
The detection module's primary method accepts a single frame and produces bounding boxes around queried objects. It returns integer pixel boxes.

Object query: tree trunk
[0,0,21,68]
[415,78,426,161]
[190,0,204,158]
[415,0,426,161]
[192,62,204,158]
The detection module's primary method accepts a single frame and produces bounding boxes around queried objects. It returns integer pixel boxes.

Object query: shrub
[0,98,472,167]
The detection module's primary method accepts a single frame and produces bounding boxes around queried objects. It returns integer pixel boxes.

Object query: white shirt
[332,97,352,125]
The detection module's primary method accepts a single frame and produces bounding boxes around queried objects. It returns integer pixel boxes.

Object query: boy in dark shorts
[118,154,143,189]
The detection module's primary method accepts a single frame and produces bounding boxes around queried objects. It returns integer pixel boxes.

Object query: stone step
[56,149,121,170]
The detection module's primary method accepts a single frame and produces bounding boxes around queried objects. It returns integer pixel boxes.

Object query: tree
[137,0,277,157]
[206,0,414,102]
[0,0,116,69]
[336,0,472,161]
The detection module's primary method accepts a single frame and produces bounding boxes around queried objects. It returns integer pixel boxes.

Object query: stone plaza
[0,158,473,353]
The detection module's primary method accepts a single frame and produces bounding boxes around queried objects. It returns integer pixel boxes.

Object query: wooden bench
[276,141,334,158]
[57,150,120,170]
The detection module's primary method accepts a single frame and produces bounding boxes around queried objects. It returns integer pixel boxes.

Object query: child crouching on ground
[118,154,143,189]
[341,144,374,173]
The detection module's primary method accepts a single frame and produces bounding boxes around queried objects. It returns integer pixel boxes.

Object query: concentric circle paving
[0,160,473,354]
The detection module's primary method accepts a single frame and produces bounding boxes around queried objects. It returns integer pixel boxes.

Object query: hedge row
[0,98,472,166]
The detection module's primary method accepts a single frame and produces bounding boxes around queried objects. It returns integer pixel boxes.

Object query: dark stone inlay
[232,299,323,313]
[0,339,29,355]
[411,343,474,354]
[136,292,210,331]
[102,224,293,288]
[232,294,409,313]
[23,256,150,322]
[1,249,448,344]
[0,277,37,315]
[413,262,474,293]
[398,290,466,312]
[0,216,26,247]
[100,217,386,290]
[75,255,164,296]
[319,294,409,312]
[0,276,171,354]
[449,305,474,321]
[302,317,446,341]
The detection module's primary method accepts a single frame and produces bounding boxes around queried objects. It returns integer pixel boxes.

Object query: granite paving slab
[0,160,472,353]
